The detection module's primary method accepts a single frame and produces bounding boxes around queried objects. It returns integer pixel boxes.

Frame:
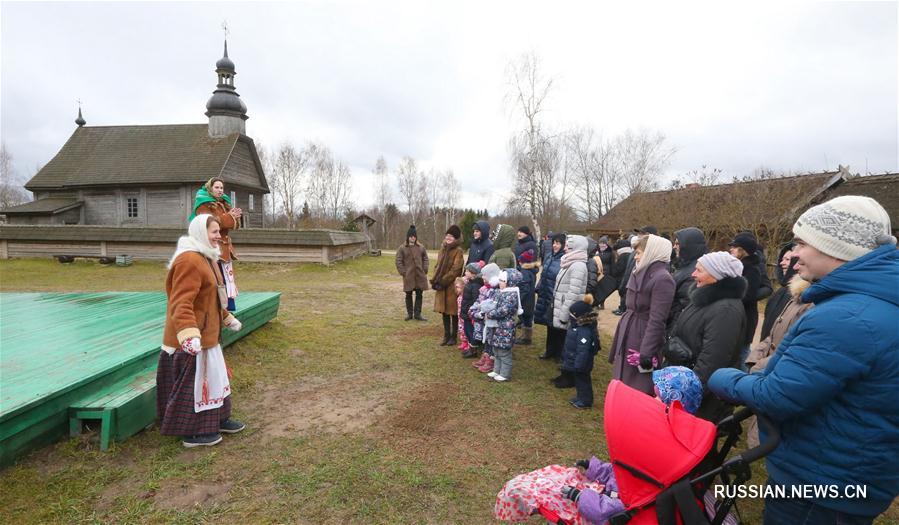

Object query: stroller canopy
[604,380,717,509]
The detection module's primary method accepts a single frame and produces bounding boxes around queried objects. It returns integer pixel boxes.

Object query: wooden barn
[2,41,268,228]
[588,167,899,250]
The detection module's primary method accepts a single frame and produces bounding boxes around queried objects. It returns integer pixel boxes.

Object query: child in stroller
[496,367,780,525]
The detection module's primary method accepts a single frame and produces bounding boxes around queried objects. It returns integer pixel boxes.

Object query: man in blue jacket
[709,196,898,525]
[466,220,494,266]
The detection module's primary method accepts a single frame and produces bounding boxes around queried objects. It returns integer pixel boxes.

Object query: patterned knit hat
[652,366,703,415]
[793,196,892,261]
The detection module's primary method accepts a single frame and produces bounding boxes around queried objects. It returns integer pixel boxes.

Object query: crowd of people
[394,194,898,525]
[154,178,897,524]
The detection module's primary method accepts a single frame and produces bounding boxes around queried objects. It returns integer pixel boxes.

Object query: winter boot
[413,291,427,321]
[447,315,458,346]
[472,352,488,367]
[461,346,478,358]
[404,293,414,321]
[515,326,533,345]
[478,356,495,373]
[440,315,451,346]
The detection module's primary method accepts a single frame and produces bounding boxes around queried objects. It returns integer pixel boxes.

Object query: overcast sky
[2,1,896,213]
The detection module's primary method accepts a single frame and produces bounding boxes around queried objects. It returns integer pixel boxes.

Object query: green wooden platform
[0,291,280,466]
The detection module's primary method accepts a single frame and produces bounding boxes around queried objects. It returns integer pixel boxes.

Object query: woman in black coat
[758,242,798,341]
[668,251,747,423]
[536,233,566,360]
[728,232,762,370]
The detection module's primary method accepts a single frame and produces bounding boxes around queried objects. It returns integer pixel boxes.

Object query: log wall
[0,226,367,264]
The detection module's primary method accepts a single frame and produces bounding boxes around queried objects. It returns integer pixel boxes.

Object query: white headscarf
[634,234,673,274]
[168,214,221,268]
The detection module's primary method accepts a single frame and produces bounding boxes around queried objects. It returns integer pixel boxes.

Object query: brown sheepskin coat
[431,241,464,314]
[196,200,239,262]
[162,251,236,348]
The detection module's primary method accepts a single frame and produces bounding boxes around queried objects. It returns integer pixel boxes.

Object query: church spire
[75,102,86,127]
[205,38,248,138]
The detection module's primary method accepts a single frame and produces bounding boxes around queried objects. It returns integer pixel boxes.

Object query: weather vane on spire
[222,20,229,40]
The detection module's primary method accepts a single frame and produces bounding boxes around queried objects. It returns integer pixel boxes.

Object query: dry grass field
[0,256,895,524]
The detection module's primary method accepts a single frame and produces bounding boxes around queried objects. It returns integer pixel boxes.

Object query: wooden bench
[68,367,157,451]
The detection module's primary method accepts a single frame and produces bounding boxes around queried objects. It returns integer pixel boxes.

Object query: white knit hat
[793,196,892,261]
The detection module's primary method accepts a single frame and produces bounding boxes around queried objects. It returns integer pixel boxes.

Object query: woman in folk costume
[191,177,242,311]
[609,234,676,395]
[431,225,465,346]
[157,214,245,448]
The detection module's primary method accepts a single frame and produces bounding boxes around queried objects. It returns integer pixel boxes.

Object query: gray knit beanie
[697,252,743,280]
[793,196,892,261]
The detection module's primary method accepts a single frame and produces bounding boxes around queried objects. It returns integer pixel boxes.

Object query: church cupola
[206,40,248,138]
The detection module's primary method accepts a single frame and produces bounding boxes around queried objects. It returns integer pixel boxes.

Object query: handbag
[663,335,695,367]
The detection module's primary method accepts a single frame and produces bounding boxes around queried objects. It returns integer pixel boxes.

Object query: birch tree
[271,142,306,229]
[506,51,556,240]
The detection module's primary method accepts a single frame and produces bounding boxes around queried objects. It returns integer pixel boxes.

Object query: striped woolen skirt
[156,350,231,436]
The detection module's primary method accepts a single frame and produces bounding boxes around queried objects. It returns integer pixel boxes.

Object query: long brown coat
[431,241,464,314]
[162,251,236,349]
[395,242,429,292]
[196,200,239,262]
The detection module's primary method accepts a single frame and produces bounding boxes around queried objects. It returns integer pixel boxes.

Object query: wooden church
[2,42,269,228]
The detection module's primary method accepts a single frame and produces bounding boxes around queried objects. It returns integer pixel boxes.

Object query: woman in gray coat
[552,235,590,330]
[609,234,675,395]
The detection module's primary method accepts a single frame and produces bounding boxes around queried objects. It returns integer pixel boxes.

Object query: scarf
[189,186,233,220]
[634,234,672,275]
[560,249,587,269]
[168,214,221,268]
[432,239,461,283]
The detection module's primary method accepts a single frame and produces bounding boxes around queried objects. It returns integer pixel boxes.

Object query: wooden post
[321,245,329,265]
[0,240,7,260]
[100,241,108,256]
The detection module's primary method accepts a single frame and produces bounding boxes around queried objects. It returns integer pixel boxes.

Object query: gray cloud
[2,1,896,213]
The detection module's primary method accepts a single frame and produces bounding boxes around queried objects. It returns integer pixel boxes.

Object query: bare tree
[326,161,352,221]
[255,142,277,226]
[0,142,28,210]
[372,156,391,244]
[443,169,460,230]
[614,128,676,196]
[305,142,332,222]
[396,156,422,223]
[271,142,306,229]
[506,51,555,240]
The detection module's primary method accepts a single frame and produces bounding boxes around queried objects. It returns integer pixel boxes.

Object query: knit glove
[181,337,202,355]
[227,318,243,332]
[560,486,581,503]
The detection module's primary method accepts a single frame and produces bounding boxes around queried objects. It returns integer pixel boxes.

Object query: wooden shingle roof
[0,198,83,215]
[591,171,846,235]
[25,124,268,192]
[824,173,899,231]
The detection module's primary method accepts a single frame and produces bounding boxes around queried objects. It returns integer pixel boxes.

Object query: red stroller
[538,380,780,525]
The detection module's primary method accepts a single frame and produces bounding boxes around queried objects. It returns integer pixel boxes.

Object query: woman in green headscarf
[191,177,242,311]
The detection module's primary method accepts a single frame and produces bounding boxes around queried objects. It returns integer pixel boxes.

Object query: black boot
[413,290,427,321]
[404,292,414,321]
[440,314,451,345]
[448,315,458,345]
[515,326,533,345]
[553,371,576,389]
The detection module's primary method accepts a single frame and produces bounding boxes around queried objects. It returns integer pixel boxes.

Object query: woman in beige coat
[431,225,465,345]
